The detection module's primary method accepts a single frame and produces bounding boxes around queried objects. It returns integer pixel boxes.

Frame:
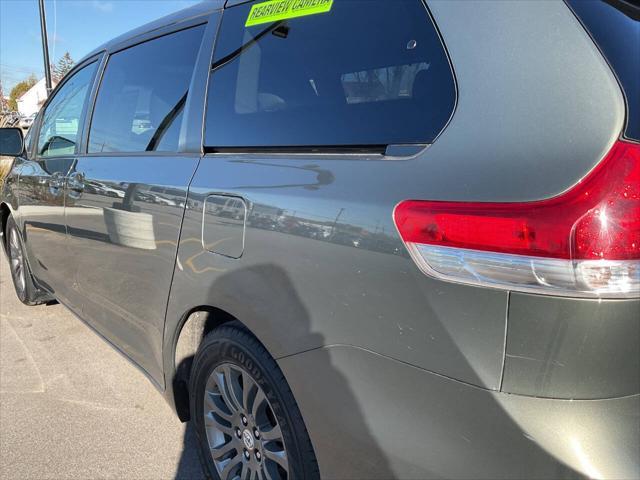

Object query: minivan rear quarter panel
[163,1,634,478]
[166,0,625,390]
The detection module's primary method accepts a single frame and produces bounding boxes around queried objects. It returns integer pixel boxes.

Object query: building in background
[16,78,57,117]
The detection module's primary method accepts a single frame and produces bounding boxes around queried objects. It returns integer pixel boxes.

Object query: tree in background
[8,75,38,111]
[53,52,75,82]
[0,81,8,112]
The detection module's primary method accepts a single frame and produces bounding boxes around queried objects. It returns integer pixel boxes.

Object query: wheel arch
[169,305,238,421]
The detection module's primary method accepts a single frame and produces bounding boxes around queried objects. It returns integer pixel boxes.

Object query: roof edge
[79,1,223,62]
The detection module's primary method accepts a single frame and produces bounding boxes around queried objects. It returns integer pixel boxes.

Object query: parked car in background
[1,1,638,479]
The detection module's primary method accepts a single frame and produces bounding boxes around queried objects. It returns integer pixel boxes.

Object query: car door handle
[67,171,85,199]
[49,172,65,196]
[68,171,85,191]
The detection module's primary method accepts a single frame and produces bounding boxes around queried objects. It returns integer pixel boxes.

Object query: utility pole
[38,0,53,95]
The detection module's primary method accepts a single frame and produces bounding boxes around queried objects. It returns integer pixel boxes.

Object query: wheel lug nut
[235,428,242,438]
[244,449,250,460]
[254,429,260,439]
[255,451,261,462]
[241,415,248,426]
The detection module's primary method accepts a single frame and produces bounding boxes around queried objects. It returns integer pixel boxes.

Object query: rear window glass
[341,63,431,105]
[88,25,205,153]
[204,0,455,150]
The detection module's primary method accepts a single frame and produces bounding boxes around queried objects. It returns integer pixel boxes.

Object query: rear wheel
[190,322,319,480]
[5,216,47,306]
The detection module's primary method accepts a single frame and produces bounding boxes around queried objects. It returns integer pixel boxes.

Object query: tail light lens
[393,140,640,298]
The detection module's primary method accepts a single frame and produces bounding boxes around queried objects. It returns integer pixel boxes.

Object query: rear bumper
[279,345,639,479]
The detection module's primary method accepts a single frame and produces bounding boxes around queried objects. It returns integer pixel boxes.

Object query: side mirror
[0,128,24,156]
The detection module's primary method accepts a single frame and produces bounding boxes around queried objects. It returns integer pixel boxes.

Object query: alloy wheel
[203,363,289,480]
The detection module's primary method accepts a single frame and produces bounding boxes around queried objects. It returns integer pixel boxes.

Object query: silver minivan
[1,0,638,478]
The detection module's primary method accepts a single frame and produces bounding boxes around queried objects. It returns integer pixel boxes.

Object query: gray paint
[503,294,640,399]
[0,1,636,478]
[165,154,509,389]
[63,155,198,381]
[164,0,627,395]
[202,195,247,259]
[418,0,625,202]
[279,345,639,479]
[2,10,220,384]
[15,158,77,306]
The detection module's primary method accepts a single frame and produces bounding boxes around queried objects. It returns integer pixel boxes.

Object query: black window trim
[23,112,41,160]
[205,144,388,155]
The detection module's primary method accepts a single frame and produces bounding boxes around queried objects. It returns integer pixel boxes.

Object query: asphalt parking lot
[0,253,204,480]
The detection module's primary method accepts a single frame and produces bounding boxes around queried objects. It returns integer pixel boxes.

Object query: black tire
[190,321,320,480]
[5,216,47,306]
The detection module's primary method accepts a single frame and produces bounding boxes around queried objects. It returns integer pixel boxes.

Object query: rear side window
[88,25,205,153]
[567,0,640,141]
[204,0,455,150]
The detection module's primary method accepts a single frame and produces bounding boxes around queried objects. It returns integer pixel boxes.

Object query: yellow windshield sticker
[245,0,333,27]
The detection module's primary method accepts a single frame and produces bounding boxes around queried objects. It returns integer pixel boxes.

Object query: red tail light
[394,140,640,298]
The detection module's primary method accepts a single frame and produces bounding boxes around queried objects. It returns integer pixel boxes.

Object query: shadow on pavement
[175,422,206,480]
